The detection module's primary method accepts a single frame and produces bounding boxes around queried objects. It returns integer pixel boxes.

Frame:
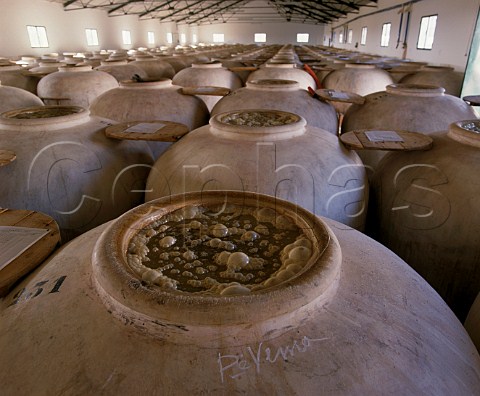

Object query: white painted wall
[0,0,325,57]
[0,0,477,71]
[324,0,480,71]
[0,0,177,57]
[193,23,325,45]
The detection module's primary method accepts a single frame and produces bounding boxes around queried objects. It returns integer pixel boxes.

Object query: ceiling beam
[271,0,335,22]
[157,0,206,21]
[282,4,329,23]
[174,0,226,23]
[62,0,377,24]
[194,17,315,25]
[138,1,174,18]
[63,0,78,6]
[107,0,144,14]
[63,1,112,11]
[268,0,294,20]
[284,3,331,22]
[187,0,245,25]
[309,1,349,16]
[327,0,360,11]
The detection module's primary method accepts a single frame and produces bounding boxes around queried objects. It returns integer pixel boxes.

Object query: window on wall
[180,33,186,44]
[147,31,155,45]
[192,33,197,43]
[417,15,437,50]
[167,32,173,44]
[213,33,224,43]
[85,29,99,46]
[380,23,391,47]
[348,29,353,44]
[339,32,344,44]
[361,27,367,45]
[297,33,309,43]
[122,30,131,45]
[26,25,49,48]
[254,33,266,43]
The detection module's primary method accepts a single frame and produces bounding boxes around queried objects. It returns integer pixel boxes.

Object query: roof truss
[55,0,377,25]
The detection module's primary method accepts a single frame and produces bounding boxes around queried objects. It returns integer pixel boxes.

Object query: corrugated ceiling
[46,0,378,25]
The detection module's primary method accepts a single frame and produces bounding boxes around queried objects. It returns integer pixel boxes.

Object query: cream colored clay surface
[247,65,316,91]
[372,121,480,320]
[0,193,478,394]
[146,110,368,231]
[172,63,243,111]
[37,68,118,109]
[342,83,477,172]
[0,106,153,242]
[0,83,43,113]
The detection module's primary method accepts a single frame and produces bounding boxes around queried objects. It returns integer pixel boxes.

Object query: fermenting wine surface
[127,203,313,296]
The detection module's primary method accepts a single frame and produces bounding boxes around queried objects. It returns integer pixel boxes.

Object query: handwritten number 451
[9,276,67,306]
